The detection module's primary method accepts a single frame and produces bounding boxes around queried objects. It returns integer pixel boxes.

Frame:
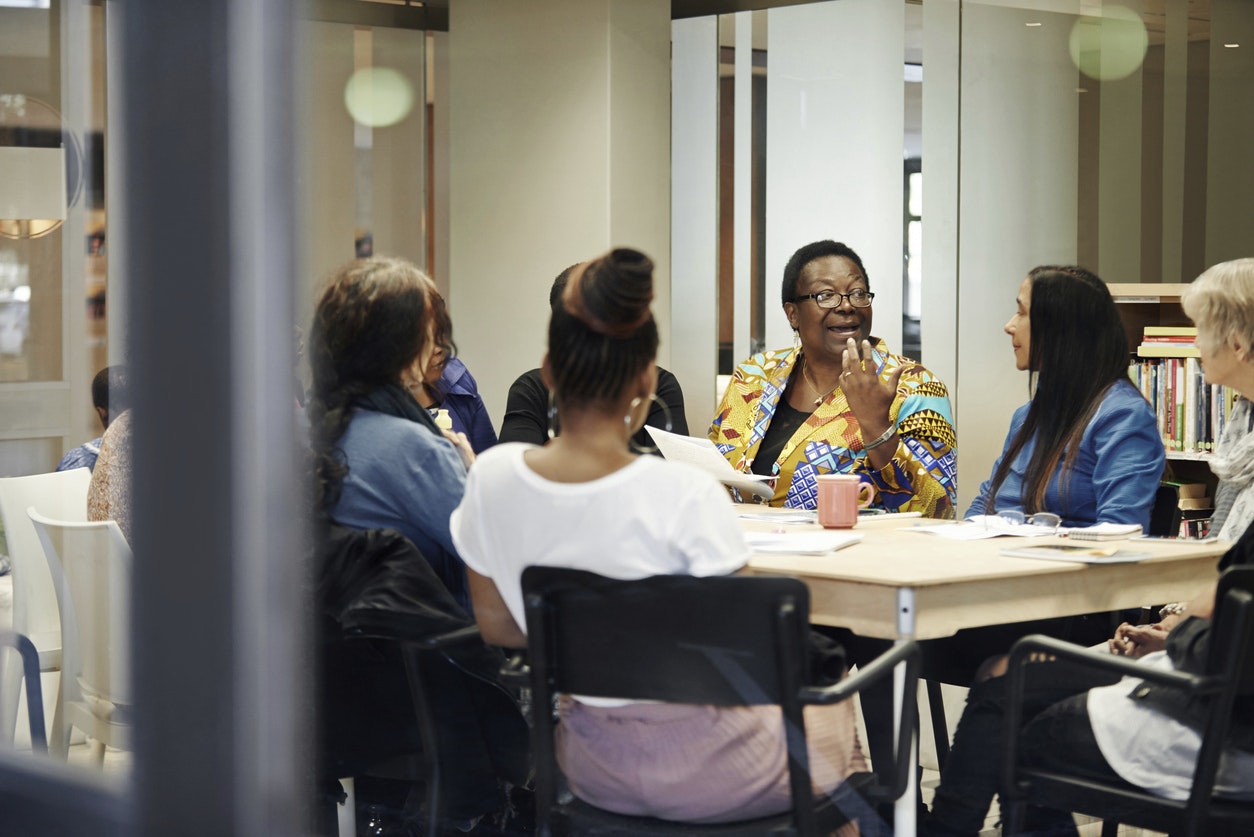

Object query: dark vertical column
[123,1,308,835]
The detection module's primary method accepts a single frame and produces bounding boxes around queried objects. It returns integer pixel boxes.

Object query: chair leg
[50,670,69,760]
[1100,819,1119,837]
[926,680,950,771]
[1003,797,1025,835]
[336,777,357,837]
[89,735,106,765]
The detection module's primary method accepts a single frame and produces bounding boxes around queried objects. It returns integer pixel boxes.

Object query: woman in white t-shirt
[451,247,866,827]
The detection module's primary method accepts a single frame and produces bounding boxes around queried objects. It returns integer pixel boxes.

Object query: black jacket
[316,524,530,819]
[1135,522,1254,751]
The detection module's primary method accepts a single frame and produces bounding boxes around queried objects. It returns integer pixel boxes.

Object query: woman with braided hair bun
[452,247,870,828]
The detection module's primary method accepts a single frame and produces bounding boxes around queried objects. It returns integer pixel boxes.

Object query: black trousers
[923,658,1126,837]
[820,613,1115,773]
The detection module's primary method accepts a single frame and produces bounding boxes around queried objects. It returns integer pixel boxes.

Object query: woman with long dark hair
[968,265,1164,527]
[451,248,867,827]
[922,264,1254,836]
[307,256,475,608]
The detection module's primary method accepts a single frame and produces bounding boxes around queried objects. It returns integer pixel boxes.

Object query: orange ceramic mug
[815,474,877,528]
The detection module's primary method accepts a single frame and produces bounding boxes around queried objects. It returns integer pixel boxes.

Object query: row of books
[1127,326,1239,454]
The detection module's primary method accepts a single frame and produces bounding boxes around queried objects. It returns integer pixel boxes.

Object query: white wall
[670,16,720,431]
[448,0,671,427]
[765,0,905,353]
[953,3,1080,510]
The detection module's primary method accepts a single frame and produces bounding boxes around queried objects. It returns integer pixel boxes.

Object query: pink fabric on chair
[556,694,865,831]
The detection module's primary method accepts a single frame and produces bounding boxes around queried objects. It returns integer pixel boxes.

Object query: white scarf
[1211,398,1254,541]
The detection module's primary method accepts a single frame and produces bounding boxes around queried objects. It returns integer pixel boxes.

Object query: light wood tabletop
[739,510,1229,640]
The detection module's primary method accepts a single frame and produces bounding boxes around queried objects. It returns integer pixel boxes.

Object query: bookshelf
[1109,283,1191,359]
[1112,283,1220,535]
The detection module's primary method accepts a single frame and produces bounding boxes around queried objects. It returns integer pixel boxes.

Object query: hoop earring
[546,391,559,440]
[627,393,673,455]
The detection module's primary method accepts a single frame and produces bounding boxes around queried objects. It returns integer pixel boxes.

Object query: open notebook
[645,426,776,501]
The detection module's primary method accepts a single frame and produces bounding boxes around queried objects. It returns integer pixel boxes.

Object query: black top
[750,372,812,477]
[497,366,689,451]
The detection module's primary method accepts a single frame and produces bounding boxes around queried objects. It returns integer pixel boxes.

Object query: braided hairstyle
[306,257,445,511]
[986,265,1131,515]
[547,248,659,410]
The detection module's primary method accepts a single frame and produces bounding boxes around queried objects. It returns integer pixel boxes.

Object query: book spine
[1184,357,1198,452]
[1175,359,1185,451]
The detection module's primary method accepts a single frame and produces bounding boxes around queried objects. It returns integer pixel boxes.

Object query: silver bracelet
[1158,602,1188,620]
[863,424,898,452]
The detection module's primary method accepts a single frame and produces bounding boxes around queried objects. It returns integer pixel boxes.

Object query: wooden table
[739,509,1230,835]
[742,510,1229,640]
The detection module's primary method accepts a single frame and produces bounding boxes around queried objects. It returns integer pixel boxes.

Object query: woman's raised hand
[841,338,904,437]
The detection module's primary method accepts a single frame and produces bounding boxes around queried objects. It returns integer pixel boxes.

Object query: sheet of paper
[911,516,1069,540]
[744,531,864,555]
[999,545,1151,564]
[738,510,817,524]
[645,426,775,500]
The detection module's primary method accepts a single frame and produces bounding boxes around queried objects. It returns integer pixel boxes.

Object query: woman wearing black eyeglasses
[709,239,957,516]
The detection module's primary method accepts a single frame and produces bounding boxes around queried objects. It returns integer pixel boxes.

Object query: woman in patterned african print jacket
[710,240,957,517]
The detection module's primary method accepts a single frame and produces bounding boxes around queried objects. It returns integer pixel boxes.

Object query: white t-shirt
[450,443,750,635]
[1087,650,1254,800]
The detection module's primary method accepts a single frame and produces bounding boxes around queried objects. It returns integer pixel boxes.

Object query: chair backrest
[0,469,92,642]
[1209,565,1254,689]
[521,567,812,706]
[27,509,133,708]
[520,567,820,833]
[1175,564,1254,834]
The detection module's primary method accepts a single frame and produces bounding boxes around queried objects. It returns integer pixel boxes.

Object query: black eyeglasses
[793,290,875,309]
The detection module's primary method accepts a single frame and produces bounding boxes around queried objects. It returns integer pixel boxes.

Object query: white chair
[27,508,132,763]
[0,468,92,746]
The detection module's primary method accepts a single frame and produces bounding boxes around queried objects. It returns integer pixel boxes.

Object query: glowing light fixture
[344,67,415,129]
[1068,4,1149,81]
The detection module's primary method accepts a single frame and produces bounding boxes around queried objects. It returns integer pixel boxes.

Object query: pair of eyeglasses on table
[983,510,1062,534]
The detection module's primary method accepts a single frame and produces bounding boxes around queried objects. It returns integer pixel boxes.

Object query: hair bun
[562,247,655,338]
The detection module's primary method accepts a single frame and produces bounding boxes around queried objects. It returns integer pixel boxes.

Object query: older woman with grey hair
[1181,258,1254,541]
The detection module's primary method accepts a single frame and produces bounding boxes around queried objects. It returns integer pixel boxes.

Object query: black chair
[514,567,920,836]
[316,525,530,836]
[1000,566,1254,837]
[0,630,46,753]
[322,626,530,836]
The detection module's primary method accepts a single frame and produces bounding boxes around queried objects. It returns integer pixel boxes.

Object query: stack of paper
[1063,522,1143,541]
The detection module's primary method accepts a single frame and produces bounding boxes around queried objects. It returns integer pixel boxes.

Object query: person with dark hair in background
[453,248,866,829]
[411,288,499,454]
[967,265,1164,528]
[920,266,1177,837]
[306,257,474,609]
[307,257,524,836]
[57,365,129,472]
[710,239,956,514]
[498,264,688,448]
